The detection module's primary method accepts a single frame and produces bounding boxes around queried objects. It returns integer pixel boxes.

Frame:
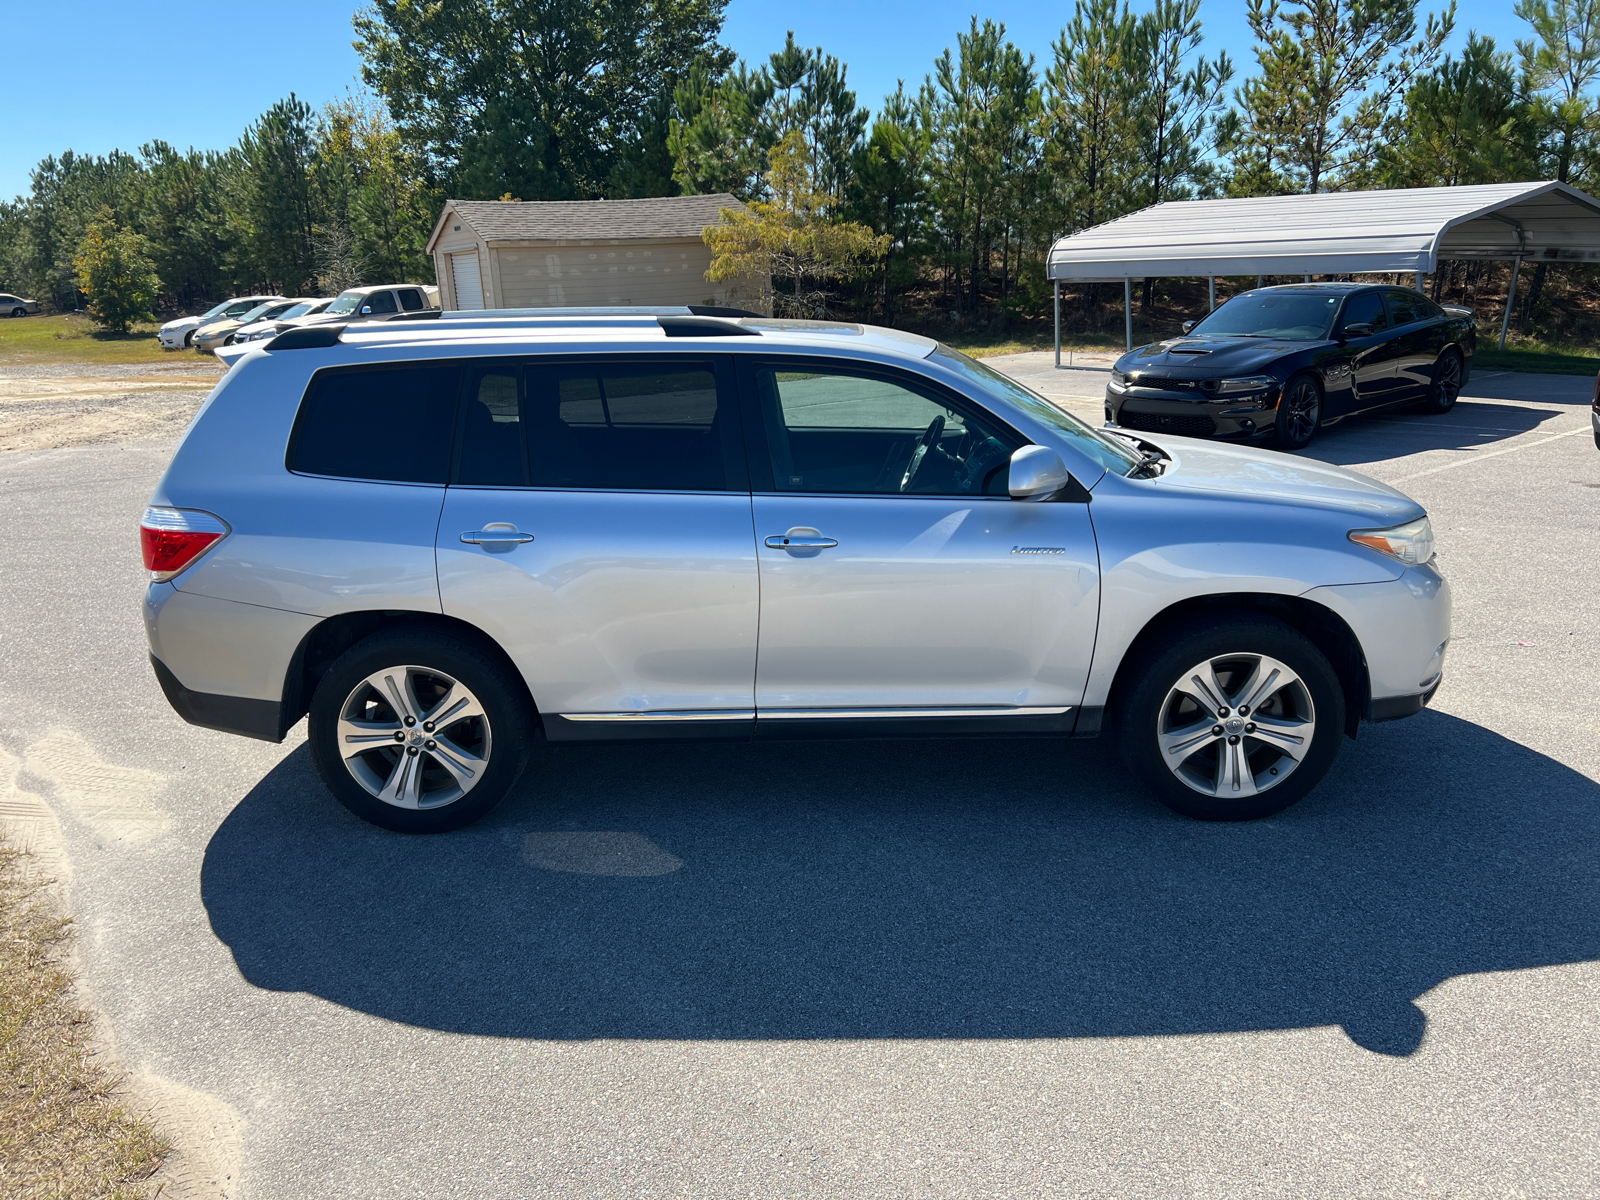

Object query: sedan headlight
[1349,516,1434,566]
[1208,375,1277,395]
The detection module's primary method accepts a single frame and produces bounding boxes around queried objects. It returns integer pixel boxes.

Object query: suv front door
[742,358,1100,731]
[435,355,759,736]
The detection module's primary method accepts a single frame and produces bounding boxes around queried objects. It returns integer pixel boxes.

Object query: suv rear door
[741,357,1099,729]
[435,355,759,736]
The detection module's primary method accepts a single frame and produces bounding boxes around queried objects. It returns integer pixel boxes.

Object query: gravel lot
[0,357,1596,1198]
[0,361,223,452]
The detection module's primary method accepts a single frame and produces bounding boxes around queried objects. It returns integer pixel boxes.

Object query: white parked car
[231,298,334,346]
[159,296,282,350]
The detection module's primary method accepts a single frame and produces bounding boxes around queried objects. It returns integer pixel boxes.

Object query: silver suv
[141,311,1449,832]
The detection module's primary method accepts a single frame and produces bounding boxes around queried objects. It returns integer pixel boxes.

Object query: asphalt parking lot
[1,359,1596,1197]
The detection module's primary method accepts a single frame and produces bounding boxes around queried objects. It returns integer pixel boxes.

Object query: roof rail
[267,324,347,350]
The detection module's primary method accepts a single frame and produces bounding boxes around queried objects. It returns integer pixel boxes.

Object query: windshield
[325,291,364,316]
[278,301,317,319]
[1188,292,1341,340]
[930,345,1143,477]
[199,299,235,319]
[236,301,282,323]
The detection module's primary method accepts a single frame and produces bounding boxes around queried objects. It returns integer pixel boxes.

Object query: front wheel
[1420,349,1462,414]
[1271,375,1321,450]
[1116,616,1346,821]
[307,628,532,833]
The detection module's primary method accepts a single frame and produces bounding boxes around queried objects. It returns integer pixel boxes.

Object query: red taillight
[140,507,229,581]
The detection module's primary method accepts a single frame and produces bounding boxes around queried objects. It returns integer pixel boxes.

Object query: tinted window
[1338,292,1388,333]
[363,291,399,315]
[1414,295,1444,319]
[291,364,462,483]
[398,288,426,311]
[526,363,734,491]
[225,300,261,317]
[1385,291,1421,326]
[457,368,525,486]
[755,364,1018,496]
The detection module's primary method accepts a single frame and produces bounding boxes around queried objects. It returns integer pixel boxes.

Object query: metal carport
[1045,181,1600,360]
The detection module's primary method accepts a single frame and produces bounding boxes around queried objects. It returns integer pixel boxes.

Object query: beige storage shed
[426,194,767,312]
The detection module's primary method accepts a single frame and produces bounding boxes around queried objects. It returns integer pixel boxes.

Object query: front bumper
[1106,382,1280,440]
[1302,561,1452,723]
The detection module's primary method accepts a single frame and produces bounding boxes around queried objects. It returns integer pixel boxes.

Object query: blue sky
[3,1,1532,202]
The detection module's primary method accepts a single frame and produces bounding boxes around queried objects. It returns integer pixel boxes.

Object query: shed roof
[428,194,745,251]
[1046,181,1600,280]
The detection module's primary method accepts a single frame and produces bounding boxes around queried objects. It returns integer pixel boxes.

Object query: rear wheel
[1117,617,1346,821]
[307,628,532,833]
[1271,375,1321,450]
[10,308,23,319]
[1420,349,1462,414]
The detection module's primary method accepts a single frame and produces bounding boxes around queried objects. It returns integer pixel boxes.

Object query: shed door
[450,252,483,310]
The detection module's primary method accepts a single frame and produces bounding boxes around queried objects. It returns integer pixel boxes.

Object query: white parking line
[1390,426,1592,482]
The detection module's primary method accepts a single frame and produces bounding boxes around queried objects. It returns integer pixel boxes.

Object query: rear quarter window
[289,363,462,483]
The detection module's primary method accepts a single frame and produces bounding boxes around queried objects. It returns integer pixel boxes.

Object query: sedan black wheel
[1271,375,1321,450]
[10,308,24,319]
[1420,349,1462,414]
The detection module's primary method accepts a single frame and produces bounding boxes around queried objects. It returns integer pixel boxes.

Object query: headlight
[1208,375,1277,395]
[1349,516,1434,566]
[1111,369,1129,384]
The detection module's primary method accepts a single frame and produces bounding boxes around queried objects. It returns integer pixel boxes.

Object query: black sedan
[1105,283,1476,450]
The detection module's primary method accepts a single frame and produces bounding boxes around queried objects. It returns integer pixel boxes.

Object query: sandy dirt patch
[0,362,225,452]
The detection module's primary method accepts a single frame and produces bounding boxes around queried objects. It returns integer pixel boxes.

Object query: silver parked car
[141,311,1449,832]
[1,293,41,317]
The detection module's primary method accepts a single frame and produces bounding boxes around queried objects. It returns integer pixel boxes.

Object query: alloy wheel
[1433,354,1462,407]
[1156,652,1316,799]
[336,664,492,809]
[1279,380,1320,444]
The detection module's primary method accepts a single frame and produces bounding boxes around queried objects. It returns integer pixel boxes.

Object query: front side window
[363,291,399,315]
[290,363,462,484]
[754,363,1018,496]
[524,362,736,491]
[1187,291,1341,340]
[929,345,1142,477]
[1337,292,1388,333]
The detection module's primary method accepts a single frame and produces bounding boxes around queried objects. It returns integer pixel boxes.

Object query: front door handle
[461,523,535,546]
[765,533,838,549]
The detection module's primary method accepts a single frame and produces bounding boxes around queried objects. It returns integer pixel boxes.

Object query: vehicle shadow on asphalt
[201,712,1600,1058]
[1307,401,1568,468]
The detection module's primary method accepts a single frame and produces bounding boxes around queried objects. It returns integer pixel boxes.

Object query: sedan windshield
[930,345,1143,477]
[1188,292,1342,340]
[278,301,317,319]
[324,291,364,316]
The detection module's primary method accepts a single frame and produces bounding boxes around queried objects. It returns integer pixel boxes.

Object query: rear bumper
[150,655,283,741]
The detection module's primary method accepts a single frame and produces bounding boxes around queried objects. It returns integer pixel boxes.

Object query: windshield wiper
[1129,448,1167,478]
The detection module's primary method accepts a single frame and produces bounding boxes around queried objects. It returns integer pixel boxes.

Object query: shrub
[73,207,162,333]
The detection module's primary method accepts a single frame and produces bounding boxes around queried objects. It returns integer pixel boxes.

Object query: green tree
[1043,0,1140,232]
[704,131,889,316]
[73,207,161,332]
[138,141,237,307]
[850,83,934,318]
[670,59,775,198]
[233,95,319,291]
[1233,0,1455,193]
[354,0,727,200]
[1362,34,1535,187]
[19,150,144,310]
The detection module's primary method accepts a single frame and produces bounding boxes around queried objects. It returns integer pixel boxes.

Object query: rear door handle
[765,534,838,549]
[461,524,535,546]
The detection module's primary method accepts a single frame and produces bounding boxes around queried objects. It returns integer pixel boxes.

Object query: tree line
[2,0,1597,328]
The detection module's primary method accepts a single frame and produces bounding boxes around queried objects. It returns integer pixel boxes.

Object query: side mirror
[1181,320,1197,334]
[1342,322,1374,338]
[359,306,372,315]
[1008,445,1072,501]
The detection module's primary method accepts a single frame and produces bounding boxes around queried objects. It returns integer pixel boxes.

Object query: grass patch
[0,842,167,1197]
[1474,343,1600,376]
[0,314,196,367]
[940,330,1126,359]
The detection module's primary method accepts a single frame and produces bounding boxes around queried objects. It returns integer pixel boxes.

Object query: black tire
[1116,616,1346,821]
[1271,374,1322,450]
[1419,348,1462,414]
[10,308,24,319]
[307,627,532,833]
[183,330,194,347]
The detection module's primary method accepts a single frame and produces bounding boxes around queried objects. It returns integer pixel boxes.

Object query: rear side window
[398,288,426,312]
[1385,291,1420,327]
[526,362,736,491]
[291,364,462,483]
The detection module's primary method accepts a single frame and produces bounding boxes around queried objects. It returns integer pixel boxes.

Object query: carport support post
[1124,278,1133,351]
[1208,276,1215,311]
[1499,256,1522,351]
[1054,280,1061,367]
[1415,271,1425,291]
